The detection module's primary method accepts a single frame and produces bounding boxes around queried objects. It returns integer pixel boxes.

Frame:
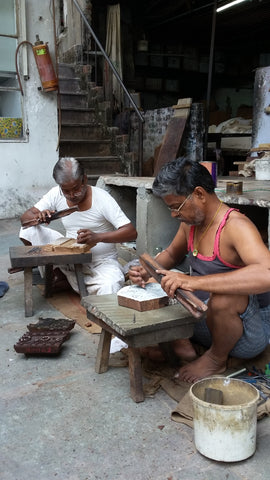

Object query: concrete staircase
[58,63,133,185]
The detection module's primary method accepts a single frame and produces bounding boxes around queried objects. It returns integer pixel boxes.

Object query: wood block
[251,143,270,152]
[172,97,192,109]
[14,331,69,355]
[153,115,189,175]
[258,143,270,148]
[172,98,192,119]
[27,317,75,332]
[43,237,91,254]
[118,295,169,312]
[117,283,169,312]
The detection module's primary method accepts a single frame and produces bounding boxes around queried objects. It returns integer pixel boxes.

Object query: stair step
[60,124,106,140]
[59,139,112,157]
[58,63,77,77]
[77,155,120,161]
[60,92,88,108]
[60,139,111,144]
[60,107,96,124]
[58,77,82,93]
[77,155,123,175]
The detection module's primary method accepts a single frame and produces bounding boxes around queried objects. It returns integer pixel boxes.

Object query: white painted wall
[0,0,59,219]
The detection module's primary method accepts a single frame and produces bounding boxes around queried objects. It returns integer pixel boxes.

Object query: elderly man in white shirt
[20,157,137,295]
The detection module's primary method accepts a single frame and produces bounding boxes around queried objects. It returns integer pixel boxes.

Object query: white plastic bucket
[190,377,259,462]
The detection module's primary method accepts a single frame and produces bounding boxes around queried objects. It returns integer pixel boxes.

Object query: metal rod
[138,121,144,176]
[203,0,217,161]
[226,368,246,378]
[94,41,98,86]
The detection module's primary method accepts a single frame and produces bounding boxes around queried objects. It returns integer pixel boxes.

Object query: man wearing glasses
[20,157,137,295]
[129,157,270,383]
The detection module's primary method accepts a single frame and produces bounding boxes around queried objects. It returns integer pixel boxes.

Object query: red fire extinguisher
[32,35,58,92]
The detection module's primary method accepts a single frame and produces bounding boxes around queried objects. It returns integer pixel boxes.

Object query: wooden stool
[82,294,197,403]
[9,246,92,317]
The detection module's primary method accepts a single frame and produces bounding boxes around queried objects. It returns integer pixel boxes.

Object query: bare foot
[172,338,198,362]
[175,349,227,383]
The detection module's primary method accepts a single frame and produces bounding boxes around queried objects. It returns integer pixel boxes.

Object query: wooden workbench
[9,246,92,317]
[82,294,197,402]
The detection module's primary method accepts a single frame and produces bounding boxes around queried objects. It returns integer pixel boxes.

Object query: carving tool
[22,206,79,228]
[139,252,208,319]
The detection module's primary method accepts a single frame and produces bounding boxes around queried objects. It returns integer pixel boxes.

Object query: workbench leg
[95,329,112,373]
[44,264,53,298]
[24,267,33,317]
[74,264,87,297]
[128,347,145,403]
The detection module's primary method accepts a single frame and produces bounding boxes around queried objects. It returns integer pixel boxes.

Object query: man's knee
[97,281,123,295]
[208,293,248,317]
[85,277,124,295]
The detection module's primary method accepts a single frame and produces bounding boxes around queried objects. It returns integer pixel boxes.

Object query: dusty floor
[1,217,270,480]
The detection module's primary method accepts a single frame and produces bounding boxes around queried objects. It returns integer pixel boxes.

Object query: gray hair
[152,157,215,197]
[53,157,84,185]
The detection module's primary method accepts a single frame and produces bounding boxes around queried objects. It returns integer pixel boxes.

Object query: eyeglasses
[60,179,85,198]
[168,194,192,213]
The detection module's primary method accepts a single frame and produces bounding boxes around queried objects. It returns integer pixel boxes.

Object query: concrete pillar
[136,187,179,256]
[252,66,270,148]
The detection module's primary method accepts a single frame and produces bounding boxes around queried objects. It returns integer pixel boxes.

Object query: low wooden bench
[9,246,92,317]
[82,294,197,403]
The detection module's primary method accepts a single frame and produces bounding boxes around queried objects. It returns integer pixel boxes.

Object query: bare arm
[158,216,270,297]
[77,223,137,245]
[158,263,270,298]
[20,206,55,227]
[129,223,189,286]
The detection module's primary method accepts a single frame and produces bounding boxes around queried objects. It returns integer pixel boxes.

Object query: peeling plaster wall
[252,66,270,148]
[0,0,59,219]
[57,0,91,61]
[130,104,205,167]
[130,107,174,163]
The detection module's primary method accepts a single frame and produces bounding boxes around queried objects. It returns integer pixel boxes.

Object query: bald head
[53,157,84,185]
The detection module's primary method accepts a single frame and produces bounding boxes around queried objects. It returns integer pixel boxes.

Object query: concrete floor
[1,217,270,480]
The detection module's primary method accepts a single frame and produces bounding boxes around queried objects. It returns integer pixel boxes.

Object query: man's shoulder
[92,186,116,205]
[46,185,61,197]
[92,186,111,197]
[226,208,251,223]
[38,185,61,200]
[225,208,259,235]
[35,185,63,209]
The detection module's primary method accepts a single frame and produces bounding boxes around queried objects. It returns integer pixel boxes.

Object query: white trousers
[19,225,125,295]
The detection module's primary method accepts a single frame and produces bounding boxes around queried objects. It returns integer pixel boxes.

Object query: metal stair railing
[72,0,144,175]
